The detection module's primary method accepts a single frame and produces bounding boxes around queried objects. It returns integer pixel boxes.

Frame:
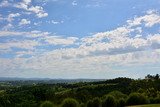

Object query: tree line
[0,74,160,107]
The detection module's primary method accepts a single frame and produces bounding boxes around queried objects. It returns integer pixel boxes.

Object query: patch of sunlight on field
[127,104,160,107]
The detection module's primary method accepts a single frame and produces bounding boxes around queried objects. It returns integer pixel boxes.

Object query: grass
[127,104,160,107]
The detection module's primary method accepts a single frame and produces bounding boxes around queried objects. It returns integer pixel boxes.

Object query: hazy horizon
[0,0,160,79]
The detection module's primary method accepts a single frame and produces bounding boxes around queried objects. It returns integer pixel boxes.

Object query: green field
[128,104,160,107]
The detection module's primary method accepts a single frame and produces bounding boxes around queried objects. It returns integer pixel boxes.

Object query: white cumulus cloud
[7,13,21,22]
[14,1,48,18]
[19,19,31,25]
[0,10,160,78]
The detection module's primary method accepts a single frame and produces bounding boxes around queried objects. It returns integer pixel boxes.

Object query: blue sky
[0,0,160,79]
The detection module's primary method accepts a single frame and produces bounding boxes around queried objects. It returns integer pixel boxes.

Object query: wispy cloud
[0,40,39,50]
[72,1,77,6]
[43,36,78,46]
[2,23,13,31]
[0,30,49,37]
[47,20,64,24]
[0,0,10,7]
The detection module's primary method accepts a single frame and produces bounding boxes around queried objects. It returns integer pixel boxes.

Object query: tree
[61,98,79,107]
[146,88,158,98]
[40,101,54,107]
[32,87,46,101]
[92,97,101,107]
[86,97,101,107]
[86,100,93,107]
[102,95,117,107]
[155,74,159,80]
[45,88,55,100]
[150,97,160,104]
[117,98,126,107]
[79,103,85,107]
[76,89,91,102]
[108,91,127,100]
[145,74,153,80]
[145,74,160,80]
[126,93,149,105]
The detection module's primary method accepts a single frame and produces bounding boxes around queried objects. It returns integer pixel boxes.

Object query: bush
[86,100,93,107]
[92,97,101,107]
[86,97,101,107]
[108,91,127,100]
[40,101,54,107]
[126,93,149,105]
[16,100,37,107]
[61,98,79,107]
[79,103,85,107]
[117,98,126,107]
[102,95,117,107]
[154,97,160,104]
[149,97,155,104]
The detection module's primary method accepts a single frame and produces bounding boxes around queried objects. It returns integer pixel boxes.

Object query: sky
[0,0,160,79]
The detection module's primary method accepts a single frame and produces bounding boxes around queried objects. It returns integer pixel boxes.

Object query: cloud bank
[0,9,160,78]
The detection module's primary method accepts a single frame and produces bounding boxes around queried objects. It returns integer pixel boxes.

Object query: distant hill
[0,77,105,84]
[0,77,51,81]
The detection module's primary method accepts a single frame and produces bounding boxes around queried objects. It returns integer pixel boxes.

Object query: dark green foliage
[16,100,37,107]
[150,97,160,104]
[0,74,160,106]
[76,89,91,102]
[61,98,79,107]
[117,98,126,107]
[32,87,46,101]
[126,93,149,105]
[86,100,93,107]
[108,91,127,100]
[40,101,54,107]
[79,103,85,107]
[92,97,101,107]
[149,97,155,104]
[45,88,55,100]
[102,95,117,107]
[146,88,159,98]
[145,74,160,80]
[86,97,101,107]
[0,94,11,107]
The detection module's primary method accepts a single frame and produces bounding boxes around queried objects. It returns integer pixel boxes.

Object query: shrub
[150,96,160,104]
[86,97,101,107]
[117,98,126,107]
[86,100,93,107]
[108,91,127,100]
[40,101,54,107]
[154,97,160,104]
[149,97,155,104]
[126,93,149,105]
[102,95,117,107]
[61,98,79,107]
[17,100,37,107]
[79,103,85,107]
[92,97,101,107]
